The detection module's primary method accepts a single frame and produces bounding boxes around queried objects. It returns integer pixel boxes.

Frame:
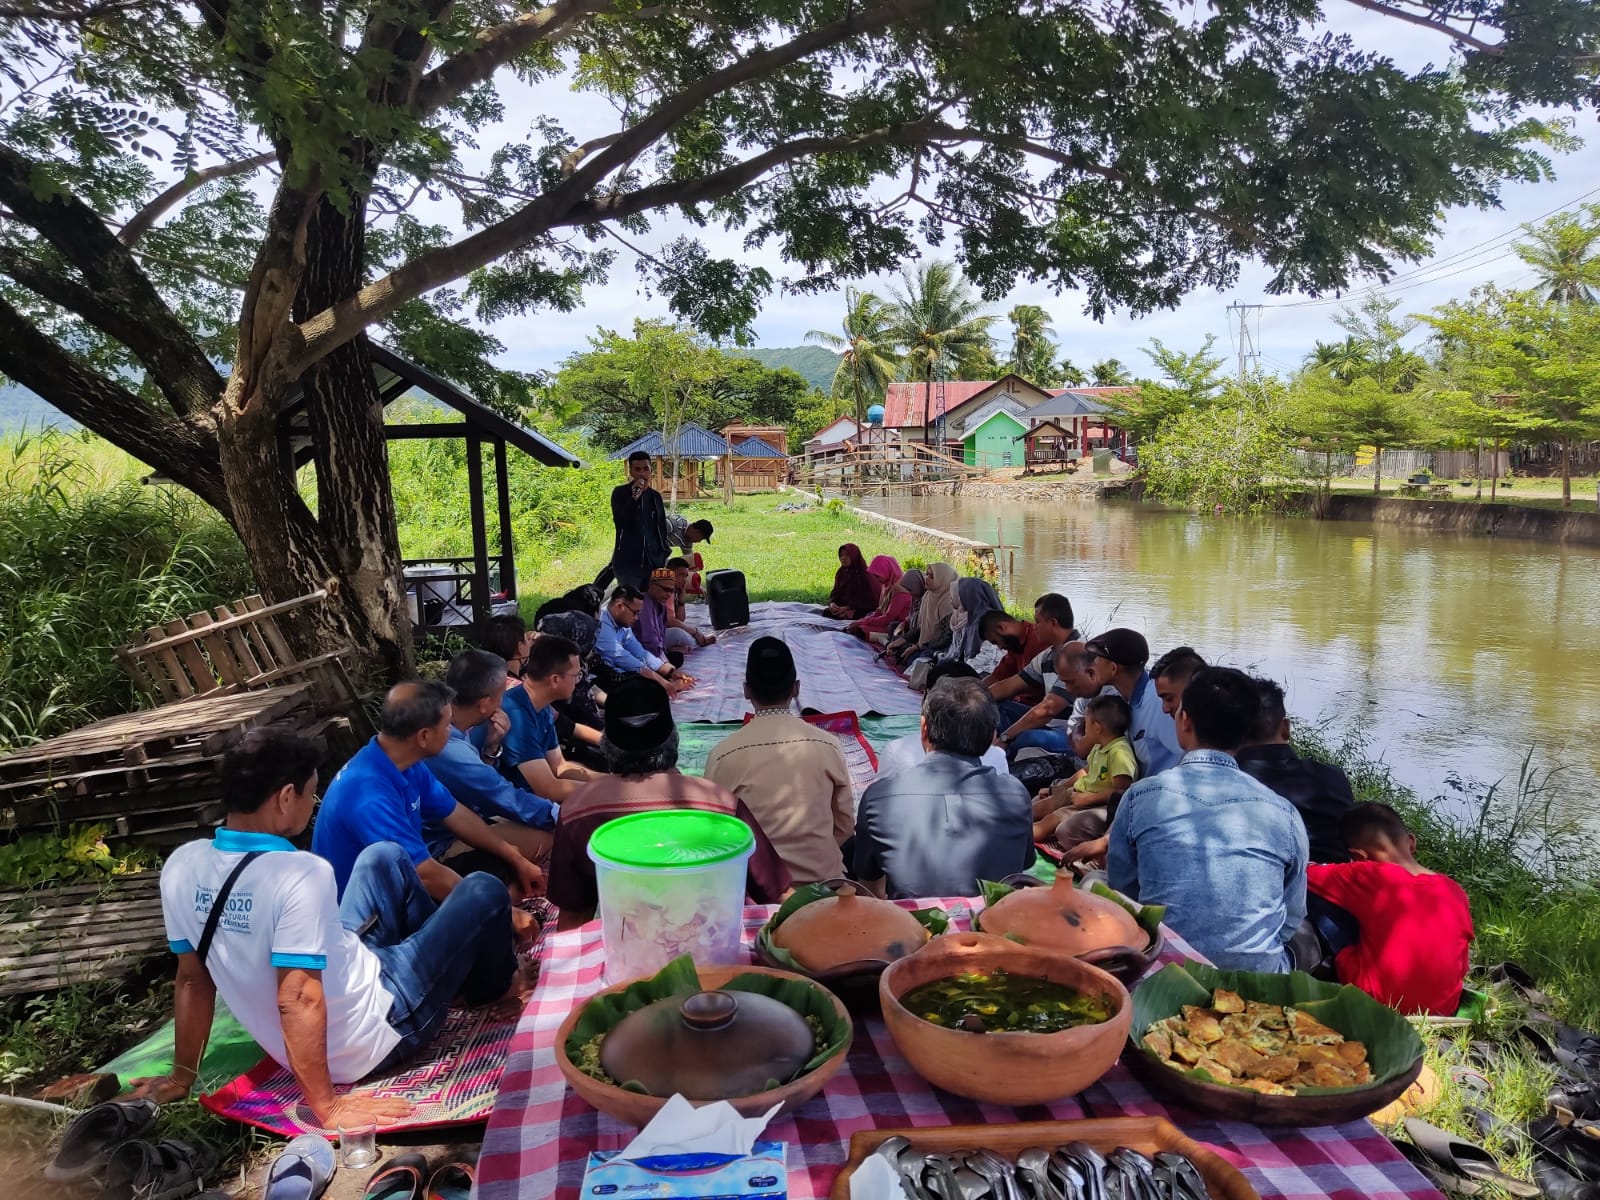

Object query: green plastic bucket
[587,811,755,983]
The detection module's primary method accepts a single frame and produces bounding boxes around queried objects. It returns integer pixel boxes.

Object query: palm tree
[1513,206,1600,304]
[886,261,999,443]
[1307,337,1372,385]
[1059,358,1089,387]
[1089,358,1132,386]
[806,289,901,433]
[1006,303,1058,382]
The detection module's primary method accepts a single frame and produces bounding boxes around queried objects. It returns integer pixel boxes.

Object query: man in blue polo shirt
[1083,628,1183,777]
[500,634,608,805]
[312,681,544,902]
[423,648,557,862]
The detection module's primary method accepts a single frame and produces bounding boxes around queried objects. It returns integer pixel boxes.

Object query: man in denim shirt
[1108,666,1308,972]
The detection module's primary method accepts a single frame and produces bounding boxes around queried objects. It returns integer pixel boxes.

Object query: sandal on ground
[263,1133,337,1200]
[1521,1026,1600,1083]
[1484,961,1555,1011]
[1535,1117,1600,1182]
[1535,1157,1600,1200]
[103,1138,219,1200]
[425,1149,477,1200]
[1404,1117,1541,1197]
[1450,1064,1494,1105]
[363,1152,429,1200]
[43,1097,160,1182]
[1392,1137,1482,1195]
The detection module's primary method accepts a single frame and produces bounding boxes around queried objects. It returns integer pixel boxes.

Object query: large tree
[1,0,1595,676]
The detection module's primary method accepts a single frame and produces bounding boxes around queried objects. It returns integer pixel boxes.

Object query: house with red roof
[881,374,1137,463]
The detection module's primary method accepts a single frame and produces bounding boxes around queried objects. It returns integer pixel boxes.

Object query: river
[857,494,1600,826]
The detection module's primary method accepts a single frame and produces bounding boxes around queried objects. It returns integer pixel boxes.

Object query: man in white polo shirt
[131,726,529,1129]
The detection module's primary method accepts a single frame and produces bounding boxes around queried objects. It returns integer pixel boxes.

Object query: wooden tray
[828,1116,1258,1200]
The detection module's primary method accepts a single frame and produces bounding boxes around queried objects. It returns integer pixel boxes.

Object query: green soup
[901,969,1113,1033]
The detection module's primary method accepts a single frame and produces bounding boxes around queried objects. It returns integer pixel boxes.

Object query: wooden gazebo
[281,344,581,640]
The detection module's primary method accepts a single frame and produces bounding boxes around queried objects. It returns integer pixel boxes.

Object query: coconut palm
[886,261,1000,443]
[1513,206,1600,304]
[806,289,902,432]
[1089,358,1132,386]
[1307,337,1372,385]
[1006,303,1059,383]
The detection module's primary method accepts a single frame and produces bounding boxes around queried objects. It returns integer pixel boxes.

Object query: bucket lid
[588,810,754,869]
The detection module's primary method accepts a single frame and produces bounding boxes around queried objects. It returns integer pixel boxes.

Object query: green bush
[0,432,253,750]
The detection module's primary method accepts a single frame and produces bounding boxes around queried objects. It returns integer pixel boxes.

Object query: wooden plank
[0,901,168,938]
[118,591,329,658]
[164,617,221,695]
[188,610,247,687]
[216,602,272,679]
[243,595,300,674]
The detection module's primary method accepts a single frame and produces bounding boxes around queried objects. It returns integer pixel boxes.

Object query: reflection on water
[858,495,1600,825]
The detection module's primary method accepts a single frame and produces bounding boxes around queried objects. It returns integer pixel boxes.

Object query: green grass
[1328,474,1600,513]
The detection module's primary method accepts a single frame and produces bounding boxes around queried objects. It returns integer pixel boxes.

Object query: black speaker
[705,569,750,629]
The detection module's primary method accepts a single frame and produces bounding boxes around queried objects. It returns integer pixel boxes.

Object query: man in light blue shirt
[424,649,557,862]
[597,586,689,694]
[1108,665,1308,972]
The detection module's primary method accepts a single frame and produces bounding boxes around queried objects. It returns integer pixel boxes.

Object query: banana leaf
[562,953,854,1092]
[973,877,1166,945]
[1130,962,1424,1095]
[753,881,949,973]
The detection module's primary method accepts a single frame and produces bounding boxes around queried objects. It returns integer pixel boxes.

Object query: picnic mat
[473,902,1444,1200]
[198,899,557,1137]
[669,602,923,722]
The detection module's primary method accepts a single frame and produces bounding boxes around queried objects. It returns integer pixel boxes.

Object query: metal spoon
[1016,1147,1067,1200]
[1152,1152,1212,1200]
[964,1148,1025,1200]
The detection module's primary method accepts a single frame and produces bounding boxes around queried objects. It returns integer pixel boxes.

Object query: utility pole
[1226,302,1262,381]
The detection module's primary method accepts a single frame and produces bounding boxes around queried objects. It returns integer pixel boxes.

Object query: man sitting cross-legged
[131,727,533,1129]
[312,682,544,911]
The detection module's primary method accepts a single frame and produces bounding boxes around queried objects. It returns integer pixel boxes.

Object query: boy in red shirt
[1307,802,1473,1016]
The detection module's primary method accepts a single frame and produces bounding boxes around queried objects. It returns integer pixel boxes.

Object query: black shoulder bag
[195,851,264,967]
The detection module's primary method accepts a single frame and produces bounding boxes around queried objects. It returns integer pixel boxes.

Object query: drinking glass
[338,1121,378,1170]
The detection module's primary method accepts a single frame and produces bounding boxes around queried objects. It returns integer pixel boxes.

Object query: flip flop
[363,1152,429,1200]
[1485,961,1555,1010]
[103,1138,219,1200]
[426,1149,478,1200]
[263,1133,337,1200]
[44,1097,161,1182]
[1392,1138,1482,1195]
[1405,1118,1541,1197]
[1450,1064,1493,1105]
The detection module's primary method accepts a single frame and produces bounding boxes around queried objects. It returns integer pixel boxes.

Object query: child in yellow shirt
[1031,694,1138,843]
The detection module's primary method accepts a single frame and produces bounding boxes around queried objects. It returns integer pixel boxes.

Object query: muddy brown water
[857,494,1600,827]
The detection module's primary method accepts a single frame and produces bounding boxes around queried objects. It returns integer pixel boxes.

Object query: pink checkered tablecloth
[472,901,1442,1200]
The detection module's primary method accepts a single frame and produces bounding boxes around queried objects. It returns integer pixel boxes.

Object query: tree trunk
[1373,444,1383,494]
[292,191,413,680]
[1491,438,1499,501]
[1562,438,1572,507]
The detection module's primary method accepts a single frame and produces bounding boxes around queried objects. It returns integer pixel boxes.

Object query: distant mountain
[0,384,77,433]
[738,345,841,395]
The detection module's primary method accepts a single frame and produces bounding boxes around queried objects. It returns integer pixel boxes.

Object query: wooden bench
[0,873,167,997]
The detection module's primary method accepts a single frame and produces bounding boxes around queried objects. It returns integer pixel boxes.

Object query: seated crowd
[137,547,1472,1123]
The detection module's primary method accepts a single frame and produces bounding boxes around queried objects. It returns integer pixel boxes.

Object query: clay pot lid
[770,881,930,974]
[981,874,1144,958]
[599,989,815,1100]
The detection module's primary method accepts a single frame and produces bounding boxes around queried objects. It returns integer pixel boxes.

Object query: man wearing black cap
[703,638,855,884]
[1083,628,1183,777]
[545,677,791,930]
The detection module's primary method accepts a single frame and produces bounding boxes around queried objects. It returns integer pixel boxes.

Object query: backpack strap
[195,851,264,967]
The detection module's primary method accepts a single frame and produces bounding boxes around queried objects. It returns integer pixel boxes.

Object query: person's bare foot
[487,960,541,1016]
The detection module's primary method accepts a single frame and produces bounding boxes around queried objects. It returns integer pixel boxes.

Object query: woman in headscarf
[822,543,878,619]
[879,568,925,651]
[892,561,956,668]
[945,576,1004,664]
[847,557,912,641]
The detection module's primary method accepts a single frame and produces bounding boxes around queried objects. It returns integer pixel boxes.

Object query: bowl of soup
[879,931,1132,1105]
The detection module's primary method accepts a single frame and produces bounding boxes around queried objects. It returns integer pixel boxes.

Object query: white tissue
[850,1152,911,1200]
[618,1094,783,1161]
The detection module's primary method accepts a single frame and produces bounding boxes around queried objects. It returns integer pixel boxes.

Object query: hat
[1087,627,1149,668]
[690,519,714,543]
[604,676,676,752]
[745,636,797,694]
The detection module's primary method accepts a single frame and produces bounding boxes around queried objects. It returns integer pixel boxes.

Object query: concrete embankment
[781,487,997,569]
[1314,493,1600,547]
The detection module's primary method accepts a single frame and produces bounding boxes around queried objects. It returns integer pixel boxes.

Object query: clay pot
[879,931,1131,1106]
[978,874,1160,983]
[599,988,815,1101]
[769,881,931,976]
[555,964,852,1126]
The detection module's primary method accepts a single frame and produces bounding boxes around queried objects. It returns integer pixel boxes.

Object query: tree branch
[0,0,152,19]
[0,145,227,419]
[412,0,611,115]
[1336,0,1501,53]
[118,152,275,247]
[0,296,231,519]
[561,131,623,178]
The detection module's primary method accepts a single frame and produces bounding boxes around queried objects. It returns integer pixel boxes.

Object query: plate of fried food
[1126,963,1424,1126]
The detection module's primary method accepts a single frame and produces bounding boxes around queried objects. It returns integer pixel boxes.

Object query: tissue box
[580,1141,788,1198]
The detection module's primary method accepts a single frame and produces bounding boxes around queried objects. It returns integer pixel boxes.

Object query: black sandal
[102,1138,218,1200]
[1404,1118,1541,1197]
[43,1097,160,1183]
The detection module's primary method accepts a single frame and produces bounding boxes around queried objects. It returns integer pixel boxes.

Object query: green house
[961,404,1029,468]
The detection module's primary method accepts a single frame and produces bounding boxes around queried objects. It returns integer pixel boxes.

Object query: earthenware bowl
[879,930,1131,1105]
[977,874,1163,985]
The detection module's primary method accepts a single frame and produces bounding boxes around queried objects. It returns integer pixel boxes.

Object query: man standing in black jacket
[609,451,670,592]
[1235,677,1356,864]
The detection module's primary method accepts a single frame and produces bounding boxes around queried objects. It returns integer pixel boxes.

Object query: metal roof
[1028,390,1113,419]
[610,421,731,460]
[730,436,787,459]
[280,342,581,468]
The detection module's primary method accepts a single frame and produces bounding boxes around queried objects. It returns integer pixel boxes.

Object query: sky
[448,6,1600,383]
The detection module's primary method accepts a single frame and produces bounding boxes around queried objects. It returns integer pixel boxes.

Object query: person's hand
[1061,835,1109,868]
[125,1075,193,1105]
[481,709,511,756]
[311,1092,413,1130]
[675,671,697,688]
[508,854,545,899]
[694,629,711,647]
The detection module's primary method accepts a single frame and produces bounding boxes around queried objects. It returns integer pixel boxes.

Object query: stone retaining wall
[1316,493,1600,547]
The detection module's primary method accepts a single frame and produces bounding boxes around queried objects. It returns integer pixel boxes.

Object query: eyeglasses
[622,603,643,615]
